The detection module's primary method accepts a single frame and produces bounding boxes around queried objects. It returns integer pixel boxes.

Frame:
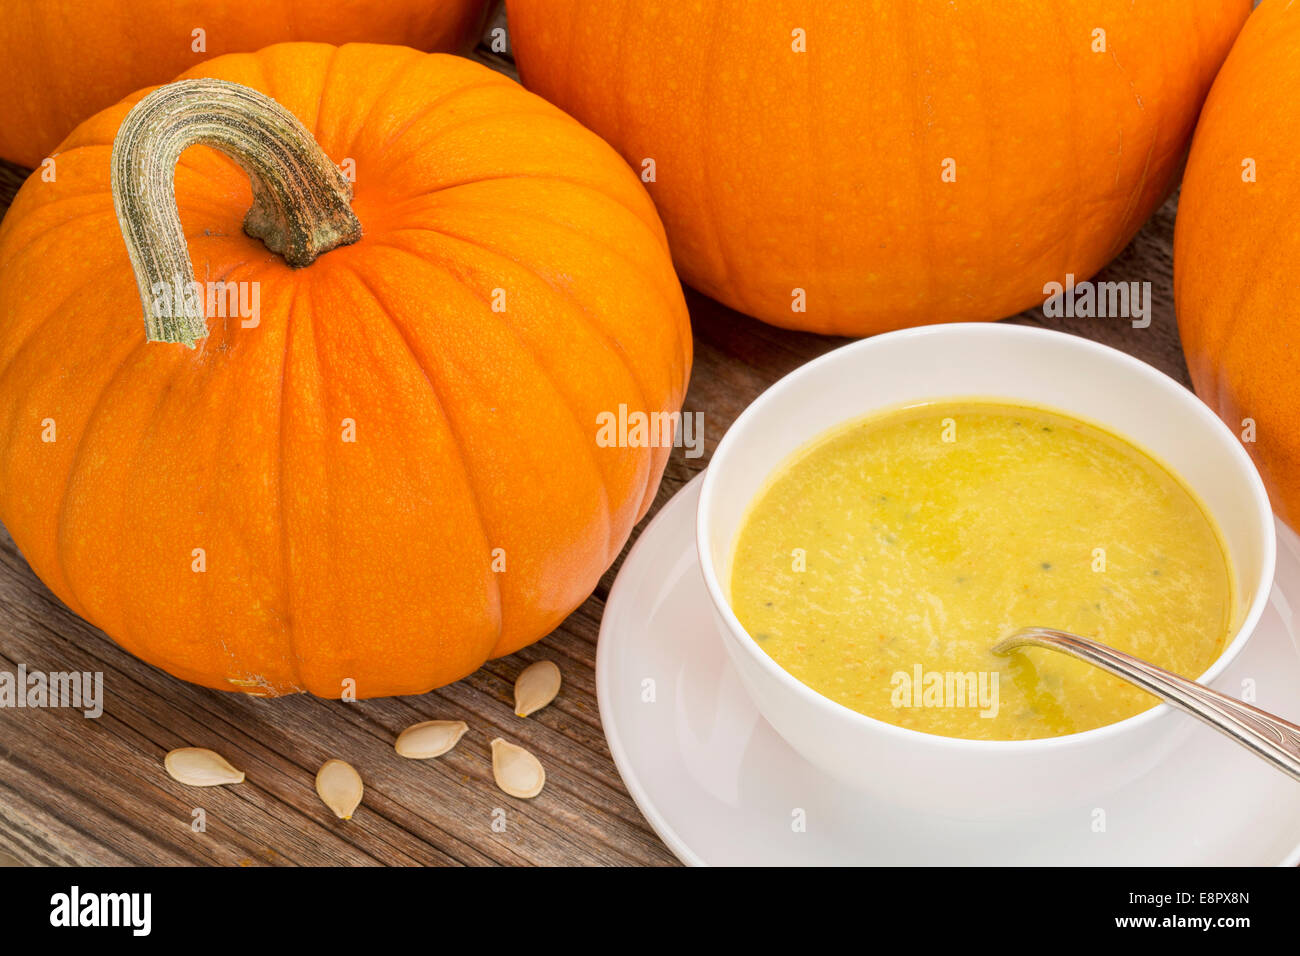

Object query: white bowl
[696,323,1276,819]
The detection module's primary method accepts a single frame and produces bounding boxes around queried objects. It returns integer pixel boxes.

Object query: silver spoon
[993,627,1300,782]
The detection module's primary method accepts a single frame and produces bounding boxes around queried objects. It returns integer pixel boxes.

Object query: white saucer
[596,474,1300,865]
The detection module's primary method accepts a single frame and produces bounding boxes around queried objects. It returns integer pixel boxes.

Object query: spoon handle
[995,627,1300,782]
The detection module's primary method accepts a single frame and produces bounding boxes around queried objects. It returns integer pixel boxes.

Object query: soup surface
[729,401,1234,740]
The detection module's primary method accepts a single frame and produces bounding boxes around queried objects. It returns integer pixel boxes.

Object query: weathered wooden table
[0,20,1194,864]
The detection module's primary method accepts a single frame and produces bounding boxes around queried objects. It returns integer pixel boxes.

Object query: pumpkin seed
[164,747,245,787]
[490,738,545,799]
[315,759,363,820]
[514,660,561,717]
[395,720,468,759]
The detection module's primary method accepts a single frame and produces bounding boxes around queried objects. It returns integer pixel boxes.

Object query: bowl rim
[696,322,1278,753]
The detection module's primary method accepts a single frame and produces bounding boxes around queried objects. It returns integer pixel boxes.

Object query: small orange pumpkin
[0,43,691,697]
[0,0,488,167]
[1175,0,1300,529]
[507,0,1250,335]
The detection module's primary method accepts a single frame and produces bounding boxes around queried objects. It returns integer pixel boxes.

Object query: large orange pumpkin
[1175,0,1299,529]
[507,0,1250,335]
[0,43,691,697]
[0,0,487,167]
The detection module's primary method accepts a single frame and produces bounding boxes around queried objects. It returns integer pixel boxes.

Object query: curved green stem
[110,78,362,347]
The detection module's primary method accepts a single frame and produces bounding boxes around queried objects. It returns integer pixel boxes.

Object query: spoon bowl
[994,627,1300,782]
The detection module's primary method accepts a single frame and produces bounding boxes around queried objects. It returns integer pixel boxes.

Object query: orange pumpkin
[507,0,1250,336]
[0,0,487,167]
[0,43,691,697]
[1175,0,1298,529]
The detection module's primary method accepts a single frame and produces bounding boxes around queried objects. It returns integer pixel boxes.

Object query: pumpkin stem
[110,78,362,348]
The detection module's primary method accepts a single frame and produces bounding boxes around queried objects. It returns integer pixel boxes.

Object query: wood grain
[0,30,1193,866]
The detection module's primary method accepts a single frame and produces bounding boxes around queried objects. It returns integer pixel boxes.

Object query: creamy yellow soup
[729,401,1235,740]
